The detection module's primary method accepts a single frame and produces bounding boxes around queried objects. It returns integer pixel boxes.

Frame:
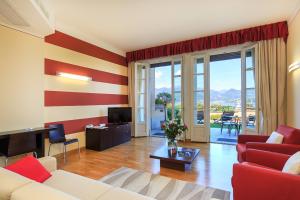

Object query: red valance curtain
[126,21,288,63]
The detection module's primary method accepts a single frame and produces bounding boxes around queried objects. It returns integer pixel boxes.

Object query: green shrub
[210,123,222,128]
[210,113,222,120]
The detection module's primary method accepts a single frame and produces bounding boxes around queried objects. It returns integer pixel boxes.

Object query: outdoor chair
[220,111,235,134]
[197,110,204,124]
[247,115,256,127]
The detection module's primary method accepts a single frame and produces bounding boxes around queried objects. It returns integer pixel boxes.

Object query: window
[137,65,146,122]
[172,60,182,119]
[245,49,256,129]
[193,58,205,125]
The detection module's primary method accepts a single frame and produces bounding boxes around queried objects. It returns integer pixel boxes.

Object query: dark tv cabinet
[85,123,131,151]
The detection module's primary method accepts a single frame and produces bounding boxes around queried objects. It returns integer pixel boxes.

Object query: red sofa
[236,125,300,162]
[232,149,300,200]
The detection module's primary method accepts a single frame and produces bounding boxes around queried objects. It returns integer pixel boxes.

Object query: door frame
[147,57,184,136]
[190,43,258,142]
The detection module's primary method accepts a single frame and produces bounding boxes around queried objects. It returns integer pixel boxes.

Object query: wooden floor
[57,137,237,193]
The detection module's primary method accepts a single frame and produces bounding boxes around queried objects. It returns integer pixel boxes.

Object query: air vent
[0,0,54,38]
[0,0,29,26]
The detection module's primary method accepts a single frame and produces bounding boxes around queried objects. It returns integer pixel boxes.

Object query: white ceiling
[49,0,300,56]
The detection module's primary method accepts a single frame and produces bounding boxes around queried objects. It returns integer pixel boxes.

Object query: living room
[1,0,300,200]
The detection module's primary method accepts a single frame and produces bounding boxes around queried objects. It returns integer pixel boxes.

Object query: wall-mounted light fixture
[289,61,300,73]
[57,72,92,81]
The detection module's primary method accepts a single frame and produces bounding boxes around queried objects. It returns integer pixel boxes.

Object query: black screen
[108,107,132,124]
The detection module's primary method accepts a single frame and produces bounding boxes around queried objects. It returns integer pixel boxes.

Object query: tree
[155,92,172,121]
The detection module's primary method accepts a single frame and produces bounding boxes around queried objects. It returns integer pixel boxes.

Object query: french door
[134,63,149,137]
[135,59,183,137]
[148,59,183,136]
[191,46,258,142]
[190,55,210,142]
[241,46,258,133]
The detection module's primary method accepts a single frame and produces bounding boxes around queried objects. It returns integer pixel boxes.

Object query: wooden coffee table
[150,147,200,171]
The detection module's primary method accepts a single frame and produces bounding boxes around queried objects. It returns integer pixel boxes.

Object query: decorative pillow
[5,155,51,183]
[266,131,284,144]
[282,151,300,175]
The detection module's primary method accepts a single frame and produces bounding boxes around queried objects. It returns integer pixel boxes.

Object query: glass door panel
[193,58,205,125]
[191,56,209,142]
[193,91,204,125]
[172,60,182,119]
[135,63,149,137]
[244,48,257,130]
[137,65,146,123]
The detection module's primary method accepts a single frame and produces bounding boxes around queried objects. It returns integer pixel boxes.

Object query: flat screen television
[108,107,132,124]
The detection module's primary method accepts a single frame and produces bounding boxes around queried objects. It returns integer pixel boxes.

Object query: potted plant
[161,118,188,155]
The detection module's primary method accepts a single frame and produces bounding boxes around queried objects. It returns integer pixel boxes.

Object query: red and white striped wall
[44,31,128,154]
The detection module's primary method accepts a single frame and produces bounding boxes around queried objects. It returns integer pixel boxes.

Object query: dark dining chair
[48,124,80,163]
[0,132,37,166]
[220,111,235,134]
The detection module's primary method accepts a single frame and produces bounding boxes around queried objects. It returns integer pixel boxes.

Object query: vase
[167,139,177,155]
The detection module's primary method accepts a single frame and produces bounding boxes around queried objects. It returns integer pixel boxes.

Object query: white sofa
[0,157,154,200]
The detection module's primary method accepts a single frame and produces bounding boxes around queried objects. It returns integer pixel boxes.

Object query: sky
[155,66,171,88]
[154,58,242,91]
[210,58,241,91]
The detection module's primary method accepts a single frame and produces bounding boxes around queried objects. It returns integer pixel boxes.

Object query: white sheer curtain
[257,38,287,135]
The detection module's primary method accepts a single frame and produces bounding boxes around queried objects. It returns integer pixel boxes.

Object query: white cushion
[266,131,284,144]
[11,182,79,200]
[97,187,154,200]
[282,151,300,175]
[0,167,32,200]
[44,170,112,200]
[38,156,57,173]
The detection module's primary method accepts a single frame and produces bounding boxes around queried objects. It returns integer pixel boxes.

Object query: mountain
[155,87,241,106]
[211,89,241,101]
[155,87,171,96]
[210,89,241,106]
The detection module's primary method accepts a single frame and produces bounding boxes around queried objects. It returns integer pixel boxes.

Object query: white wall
[0,25,44,131]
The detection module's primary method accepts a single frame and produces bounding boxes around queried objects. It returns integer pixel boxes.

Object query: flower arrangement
[161,118,188,141]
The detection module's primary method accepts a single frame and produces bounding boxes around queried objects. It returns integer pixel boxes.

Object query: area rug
[99,167,230,200]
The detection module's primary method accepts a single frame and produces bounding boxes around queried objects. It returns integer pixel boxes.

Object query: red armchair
[236,125,300,162]
[232,149,300,200]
